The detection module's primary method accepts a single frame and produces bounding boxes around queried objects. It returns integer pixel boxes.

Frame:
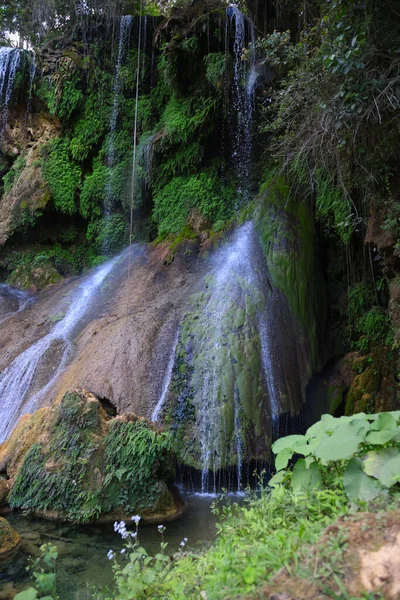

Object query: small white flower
[180,541,186,547]
[158,525,163,531]
[184,537,188,542]
[107,549,115,560]
[132,515,141,525]
[121,548,126,554]
[131,531,137,538]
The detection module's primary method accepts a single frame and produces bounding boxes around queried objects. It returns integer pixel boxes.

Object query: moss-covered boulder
[0,517,21,561]
[7,262,62,291]
[0,479,10,506]
[0,390,181,523]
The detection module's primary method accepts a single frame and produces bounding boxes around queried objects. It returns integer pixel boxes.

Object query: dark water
[1,494,221,599]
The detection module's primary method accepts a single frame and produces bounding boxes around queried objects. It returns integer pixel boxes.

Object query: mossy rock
[0,479,10,506]
[0,517,21,561]
[8,262,62,291]
[1,390,180,524]
[345,366,379,415]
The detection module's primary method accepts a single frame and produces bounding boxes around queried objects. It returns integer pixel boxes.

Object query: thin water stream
[1,494,219,599]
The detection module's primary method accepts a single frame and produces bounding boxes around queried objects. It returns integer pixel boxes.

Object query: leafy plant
[14,543,58,600]
[270,411,400,503]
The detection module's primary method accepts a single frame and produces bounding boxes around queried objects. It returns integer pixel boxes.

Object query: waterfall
[227,8,256,201]
[0,254,122,443]
[152,329,180,423]
[0,47,21,135]
[103,16,133,254]
[195,222,270,492]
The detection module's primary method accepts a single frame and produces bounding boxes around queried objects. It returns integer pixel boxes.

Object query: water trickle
[227,7,256,201]
[259,313,280,438]
[152,328,180,423]
[0,254,121,443]
[0,284,33,324]
[27,51,37,113]
[103,16,133,254]
[0,47,21,135]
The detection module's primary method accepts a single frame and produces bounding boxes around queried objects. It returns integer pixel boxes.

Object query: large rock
[0,517,21,560]
[0,112,60,247]
[0,389,182,523]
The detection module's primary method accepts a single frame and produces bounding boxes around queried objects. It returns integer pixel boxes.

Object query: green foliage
[42,139,81,214]
[204,52,229,89]
[104,420,173,514]
[347,282,393,352]
[2,154,26,195]
[37,67,83,120]
[153,171,235,234]
[86,214,128,254]
[14,543,58,600]
[271,411,400,504]
[70,86,112,161]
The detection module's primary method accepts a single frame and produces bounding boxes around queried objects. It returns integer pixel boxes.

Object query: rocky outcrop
[0,389,182,523]
[0,517,21,561]
[0,111,60,247]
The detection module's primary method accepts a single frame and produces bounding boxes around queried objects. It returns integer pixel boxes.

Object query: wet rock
[0,517,21,560]
[0,583,17,600]
[0,390,181,524]
[0,479,10,506]
[8,263,62,291]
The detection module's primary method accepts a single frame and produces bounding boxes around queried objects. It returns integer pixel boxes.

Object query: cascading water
[194,222,277,493]
[0,47,21,135]
[152,328,180,423]
[228,7,256,200]
[103,16,133,254]
[0,254,122,443]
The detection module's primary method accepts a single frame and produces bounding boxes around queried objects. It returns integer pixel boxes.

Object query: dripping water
[0,284,33,324]
[227,7,256,202]
[152,328,180,423]
[0,253,124,443]
[0,47,21,136]
[27,51,37,113]
[103,16,132,254]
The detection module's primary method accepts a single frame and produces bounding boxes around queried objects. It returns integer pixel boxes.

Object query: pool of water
[1,494,221,599]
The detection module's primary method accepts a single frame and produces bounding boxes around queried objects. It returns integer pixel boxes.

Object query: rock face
[0,389,181,523]
[0,111,61,247]
[0,517,21,560]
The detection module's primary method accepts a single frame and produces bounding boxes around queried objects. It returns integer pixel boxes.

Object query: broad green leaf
[365,413,397,445]
[14,590,38,600]
[291,459,322,494]
[343,457,382,503]
[305,414,339,440]
[290,437,320,457]
[275,447,293,471]
[314,420,366,462]
[364,448,400,488]
[268,470,286,487]
[272,435,306,455]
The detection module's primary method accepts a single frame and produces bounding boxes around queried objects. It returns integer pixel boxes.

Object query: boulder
[0,389,182,524]
[0,517,21,561]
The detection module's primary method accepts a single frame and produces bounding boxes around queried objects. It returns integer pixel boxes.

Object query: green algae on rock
[0,389,181,523]
[0,517,21,561]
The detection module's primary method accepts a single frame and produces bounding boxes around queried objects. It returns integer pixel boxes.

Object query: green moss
[254,175,320,373]
[42,139,81,215]
[9,391,175,523]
